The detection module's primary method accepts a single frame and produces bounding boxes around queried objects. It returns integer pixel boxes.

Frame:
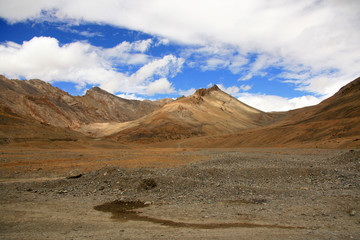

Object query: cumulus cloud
[146,78,175,95]
[237,93,324,112]
[216,83,321,112]
[0,36,184,95]
[130,55,184,85]
[103,39,152,65]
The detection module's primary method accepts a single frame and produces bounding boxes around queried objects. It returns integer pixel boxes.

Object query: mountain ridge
[107,84,278,143]
[1,75,359,148]
[169,76,360,148]
[0,75,164,129]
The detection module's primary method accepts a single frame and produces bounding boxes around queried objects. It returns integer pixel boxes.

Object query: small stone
[144,201,152,205]
[98,186,105,191]
[67,169,82,179]
[349,209,356,216]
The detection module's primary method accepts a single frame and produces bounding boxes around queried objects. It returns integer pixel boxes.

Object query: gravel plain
[1,147,359,239]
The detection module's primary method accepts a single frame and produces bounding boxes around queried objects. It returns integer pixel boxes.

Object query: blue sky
[0,0,359,111]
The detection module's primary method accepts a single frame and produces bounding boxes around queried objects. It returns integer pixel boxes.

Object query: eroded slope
[0,75,164,130]
[109,85,279,143]
[175,77,360,148]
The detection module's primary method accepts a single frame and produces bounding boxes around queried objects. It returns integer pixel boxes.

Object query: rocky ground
[0,147,359,239]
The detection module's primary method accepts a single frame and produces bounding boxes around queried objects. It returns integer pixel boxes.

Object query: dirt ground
[0,143,359,239]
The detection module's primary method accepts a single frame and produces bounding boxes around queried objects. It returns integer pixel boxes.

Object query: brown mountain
[107,85,280,143]
[0,105,87,145]
[174,76,360,148]
[1,74,359,148]
[0,75,166,130]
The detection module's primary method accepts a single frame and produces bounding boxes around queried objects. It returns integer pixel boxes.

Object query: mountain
[0,75,166,129]
[107,85,280,143]
[174,77,360,148]
[1,74,359,148]
[0,105,87,145]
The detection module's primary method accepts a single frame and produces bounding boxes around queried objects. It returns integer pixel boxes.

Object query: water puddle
[94,200,303,229]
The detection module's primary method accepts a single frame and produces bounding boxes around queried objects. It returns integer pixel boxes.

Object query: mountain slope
[0,75,164,129]
[174,77,360,148]
[0,106,87,145]
[109,85,279,143]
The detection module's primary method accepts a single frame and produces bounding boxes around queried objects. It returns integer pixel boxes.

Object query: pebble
[67,169,82,179]
[349,210,356,216]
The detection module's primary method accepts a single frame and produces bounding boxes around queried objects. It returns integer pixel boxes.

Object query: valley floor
[0,145,359,239]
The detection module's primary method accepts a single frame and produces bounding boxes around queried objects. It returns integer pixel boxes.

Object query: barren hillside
[108,85,280,143]
[0,75,164,130]
[0,106,87,145]
[1,75,359,148]
[172,77,360,148]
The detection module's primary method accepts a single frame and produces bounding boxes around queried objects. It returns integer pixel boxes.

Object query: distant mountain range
[1,75,359,148]
[0,75,170,129]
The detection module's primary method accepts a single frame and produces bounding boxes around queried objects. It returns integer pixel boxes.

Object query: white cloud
[239,73,252,81]
[0,0,359,101]
[216,83,251,96]
[179,88,196,97]
[146,77,175,95]
[240,84,252,91]
[216,83,323,112]
[0,0,55,23]
[205,82,322,111]
[183,44,248,74]
[103,39,152,65]
[131,55,184,85]
[228,55,249,74]
[156,38,170,46]
[0,36,184,96]
[237,93,324,112]
[291,73,357,97]
[217,84,240,95]
[201,58,229,71]
[0,37,104,85]
[116,93,144,101]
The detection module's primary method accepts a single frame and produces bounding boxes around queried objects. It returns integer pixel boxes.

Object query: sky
[0,0,359,112]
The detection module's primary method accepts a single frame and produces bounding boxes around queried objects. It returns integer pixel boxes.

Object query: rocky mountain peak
[194,84,220,97]
[86,86,112,96]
